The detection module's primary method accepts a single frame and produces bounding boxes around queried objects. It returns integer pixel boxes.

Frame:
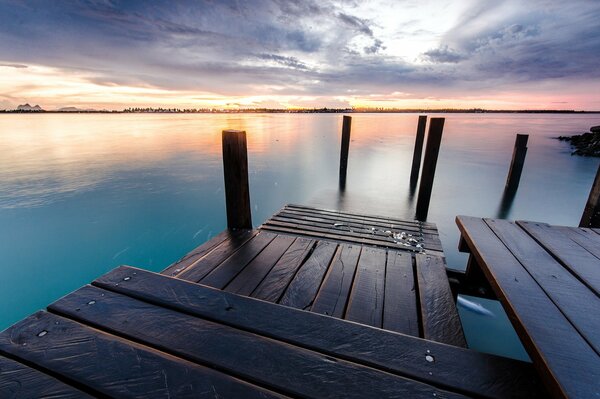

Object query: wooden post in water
[580,163,600,227]
[505,134,528,190]
[410,115,428,187]
[339,115,352,189]
[222,129,252,229]
[415,118,445,221]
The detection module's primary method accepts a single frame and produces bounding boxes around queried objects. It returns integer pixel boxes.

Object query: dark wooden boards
[0,354,92,398]
[345,247,386,328]
[486,219,600,355]
[168,225,462,345]
[517,220,600,296]
[0,311,285,399]
[279,240,337,310]
[260,204,443,254]
[383,251,419,335]
[91,266,545,399]
[457,216,600,399]
[49,284,467,399]
[311,244,361,318]
[416,254,466,347]
[175,228,257,281]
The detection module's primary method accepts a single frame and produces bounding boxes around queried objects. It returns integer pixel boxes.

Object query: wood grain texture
[251,237,315,302]
[457,216,600,399]
[0,355,92,398]
[50,285,467,399]
[276,208,427,234]
[486,219,600,355]
[222,129,252,229]
[383,251,419,336]
[517,220,600,296]
[279,240,337,310]
[415,254,466,347]
[224,234,296,296]
[93,266,546,398]
[285,204,437,229]
[0,311,284,399]
[416,118,444,221]
[311,244,361,318]
[176,229,257,282]
[200,231,277,289]
[410,115,428,186]
[161,229,233,276]
[345,247,386,328]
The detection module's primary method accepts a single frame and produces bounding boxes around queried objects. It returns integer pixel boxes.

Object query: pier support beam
[410,115,427,188]
[222,129,252,229]
[416,118,445,221]
[505,134,528,191]
[580,163,600,228]
[339,115,352,190]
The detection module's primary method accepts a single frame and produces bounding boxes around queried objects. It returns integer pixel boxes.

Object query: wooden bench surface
[0,266,545,398]
[163,204,463,346]
[456,216,600,399]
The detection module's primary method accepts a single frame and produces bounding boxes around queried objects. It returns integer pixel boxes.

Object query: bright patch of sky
[0,0,599,110]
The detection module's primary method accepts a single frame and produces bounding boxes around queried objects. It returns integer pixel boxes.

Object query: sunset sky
[1,0,600,110]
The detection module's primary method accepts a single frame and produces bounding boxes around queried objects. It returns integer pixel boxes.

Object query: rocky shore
[558,125,600,157]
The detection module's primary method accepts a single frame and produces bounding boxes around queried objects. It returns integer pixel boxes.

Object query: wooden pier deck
[0,205,547,398]
[457,217,600,399]
[164,204,460,345]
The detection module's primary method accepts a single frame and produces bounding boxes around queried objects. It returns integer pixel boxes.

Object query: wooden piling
[410,115,427,186]
[415,118,445,221]
[339,115,352,189]
[222,129,252,229]
[505,134,528,190]
[580,163,600,227]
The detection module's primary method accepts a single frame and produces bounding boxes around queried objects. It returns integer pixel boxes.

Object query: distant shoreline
[2,109,600,114]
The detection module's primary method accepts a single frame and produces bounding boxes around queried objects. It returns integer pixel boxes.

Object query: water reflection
[1,113,599,356]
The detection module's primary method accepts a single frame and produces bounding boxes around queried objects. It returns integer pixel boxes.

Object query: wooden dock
[457,217,600,399]
[0,205,546,398]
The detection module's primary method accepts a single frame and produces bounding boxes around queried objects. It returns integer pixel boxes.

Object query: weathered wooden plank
[272,213,420,239]
[0,355,92,398]
[517,220,600,296]
[51,285,467,399]
[222,129,252,229]
[251,237,315,302]
[286,204,437,228]
[200,231,277,289]
[345,247,386,328]
[225,234,296,296]
[415,254,466,347]
[176,229,257,282]
[383,251,419,336]
[276,208,433,234]
[555,225,600,261]
[283,204,438,231]
[486,219,600,355]
[260,224,439,255]
[161,228,233,276]
[269,213,442,251]
[457,216,600,399]
[279,240,338,310]
[311,244,361,318]
[94,266,546,398]
[0,311,284,399]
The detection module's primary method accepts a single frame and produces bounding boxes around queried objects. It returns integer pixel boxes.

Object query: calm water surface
[1,113,598,360]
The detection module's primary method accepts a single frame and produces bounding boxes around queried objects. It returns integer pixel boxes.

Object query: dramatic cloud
[0,0,599,109]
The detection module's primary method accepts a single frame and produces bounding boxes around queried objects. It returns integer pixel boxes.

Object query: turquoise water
[1,113,598,360]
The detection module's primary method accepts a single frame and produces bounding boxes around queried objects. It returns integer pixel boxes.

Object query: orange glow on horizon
[1,63,599,111]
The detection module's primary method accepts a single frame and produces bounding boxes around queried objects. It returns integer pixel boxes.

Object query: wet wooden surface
[166,205,462,344]
[457,216,600,399]
[1,265,545,398]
